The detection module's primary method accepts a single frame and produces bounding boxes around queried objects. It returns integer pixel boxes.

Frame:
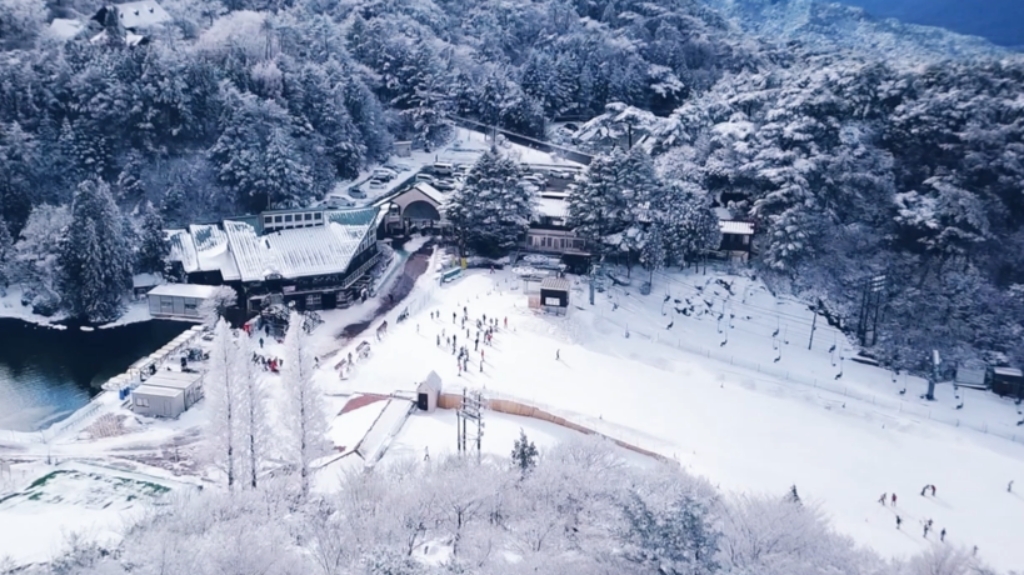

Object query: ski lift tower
[456,388,485,460]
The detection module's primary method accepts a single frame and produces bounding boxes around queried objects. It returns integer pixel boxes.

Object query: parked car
[563,123,579,132]
[524,174,547,188]
[372,168,397,181]
[434,179,456,191]
[324,196,355,208]
[348,187,367,199]
[415,173,437,183]
[368,178,387,190]
[433,162,455,176]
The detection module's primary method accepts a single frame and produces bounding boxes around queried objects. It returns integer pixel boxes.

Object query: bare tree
[204,320,242,489]
[282,312,329,499]
[235,333,270,489]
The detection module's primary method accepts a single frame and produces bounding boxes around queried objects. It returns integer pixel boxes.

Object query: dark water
[842,0,1024,47]
[0,318,188,432]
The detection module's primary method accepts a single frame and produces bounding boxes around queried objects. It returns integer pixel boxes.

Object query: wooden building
[991,367,1024,398]
[539,277,571,316]
[717,220,755,262]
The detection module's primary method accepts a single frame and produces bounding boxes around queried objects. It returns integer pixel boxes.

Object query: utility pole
[808,310,817,350]
[858,275,886,346]
[926,350,941,401]
[456,388,485,460]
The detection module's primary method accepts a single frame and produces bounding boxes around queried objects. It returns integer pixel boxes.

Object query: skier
[891,493,897,506]
[556,349,560,361]
[878,493,887,505]
[896,515,902,530]
[437,335,441,347]
[259,337,264,349]
[923,523,929,538]
[481,349,485,361]
[453,312,456,324]
[940,528,946,542]
[921,485,929,496]
[931,485,937,497]
[504,317,508,328]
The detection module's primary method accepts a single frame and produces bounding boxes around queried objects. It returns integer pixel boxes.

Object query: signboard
[545,297,561,306]
[283,286,296,294]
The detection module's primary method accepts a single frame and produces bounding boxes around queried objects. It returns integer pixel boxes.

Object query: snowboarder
[891,493,897,506]
[896,515,902,529]
[940,528,946,542]
[878,493,887,505]
[931,485,936,497]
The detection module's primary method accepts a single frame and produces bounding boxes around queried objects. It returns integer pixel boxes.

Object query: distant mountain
[841,0,1024,48]
[704,0,1010,61]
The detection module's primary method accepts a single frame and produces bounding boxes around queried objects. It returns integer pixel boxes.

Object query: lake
[0,318,189,432]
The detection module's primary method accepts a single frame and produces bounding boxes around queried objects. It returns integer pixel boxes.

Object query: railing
[342,252,383,290]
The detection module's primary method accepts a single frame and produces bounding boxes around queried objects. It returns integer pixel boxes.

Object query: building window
[274,216,283,223]
[306,294,322,308]
[136,397,149,407]
[160,296,174,313]
[304,213,312,221]
[184,302,198,315]
[284,214,293,222]
[314,213,322,220]
[264,216,273,225]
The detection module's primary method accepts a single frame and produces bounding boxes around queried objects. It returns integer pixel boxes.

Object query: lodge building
[166,206,386,314]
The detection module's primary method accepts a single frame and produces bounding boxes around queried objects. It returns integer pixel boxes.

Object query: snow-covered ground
[326,266,1024,572]
[0,287,152,330]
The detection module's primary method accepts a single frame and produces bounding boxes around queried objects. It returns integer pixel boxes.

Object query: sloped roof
[190,224,240,280]
[167,229,198,273]
[113,0,172,28]
[224,207,381,283]
[720,221,755,235]
[537,198,568,219]
[412,183,445,205]
[147,284,221,299]
[541,277,571,292]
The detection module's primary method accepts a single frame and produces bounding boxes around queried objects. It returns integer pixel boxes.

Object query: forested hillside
[0,0,1022,371]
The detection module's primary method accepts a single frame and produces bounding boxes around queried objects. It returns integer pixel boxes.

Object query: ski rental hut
[417,371,442,412]
[991,367,1024,398]
[540,276,571,316]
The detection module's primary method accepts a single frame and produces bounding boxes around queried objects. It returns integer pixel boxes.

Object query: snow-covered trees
[47,435,955,575]
[0,217,12,290]
[236,331,270,489]
[567,149,631,256]
[205,320,242,489]
[136,204,169,276]
[510,429,538,476]
[198,285,238,328]
[57,180,133,323]
[446,151,536,256]
[282,311,329,498]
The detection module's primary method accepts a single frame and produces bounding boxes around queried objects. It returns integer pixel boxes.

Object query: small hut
[417,371,442,412]
[540,277,571,316]
[991,367,1024,398]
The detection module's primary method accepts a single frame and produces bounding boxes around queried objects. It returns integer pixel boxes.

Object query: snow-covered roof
[167,230,198,273]
[224,208,380,283]
[144,372,202,391]
[418,371,442,393]
[133,384,183,398]
[720,221,755,235]
[147,283,221,299]
[541,277,571,292]
[48,19,85,40]
[993,367,1023,378]
[189,224,240,280]
[112,0,172,28]
[412,183,445,205]
[537,198,568,219]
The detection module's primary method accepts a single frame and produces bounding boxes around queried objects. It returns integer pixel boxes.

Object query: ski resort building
[378,183,447,236]
[131,370,203,419]
[167,206,386,314]
[524,192,590,273]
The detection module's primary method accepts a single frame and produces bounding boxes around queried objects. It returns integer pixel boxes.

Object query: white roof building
[719,221,755,235]
[110,1,172,29]
[167,207,385,285]
[147,284,222,299]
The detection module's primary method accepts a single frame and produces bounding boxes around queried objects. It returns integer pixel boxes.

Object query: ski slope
[330,267,1024,572]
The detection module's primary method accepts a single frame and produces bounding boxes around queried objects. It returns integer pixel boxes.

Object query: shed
[718,220,755,262]
[132,384,186,418]
[143,371,204,410]
[991,367,1024,398]
[954,365,989,390]
[417,371,442,412]
[540,276,571,316]
[147,283,221,321]
[394,141,412,157]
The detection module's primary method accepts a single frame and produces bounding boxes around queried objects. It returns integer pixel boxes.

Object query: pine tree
[639,222,666,285]
[116,152,146,204]
[137,203,169,276]
[445,150,536,257]
[57,180,133,323]
[511,429,538,476]
[205,320,241,490]
[0,216,13,290]
[282,311,329,499]
[567,149,630,256]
